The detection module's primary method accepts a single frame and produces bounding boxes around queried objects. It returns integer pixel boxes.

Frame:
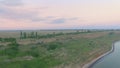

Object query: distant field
[0,30,120,68]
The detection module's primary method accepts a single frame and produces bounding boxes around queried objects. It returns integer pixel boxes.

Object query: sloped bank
[82,41,116,68]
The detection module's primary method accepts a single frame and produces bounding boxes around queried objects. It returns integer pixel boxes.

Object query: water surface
[92,41,120,68]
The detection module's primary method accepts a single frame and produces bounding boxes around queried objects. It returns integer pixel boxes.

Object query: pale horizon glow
[0,0,120,30]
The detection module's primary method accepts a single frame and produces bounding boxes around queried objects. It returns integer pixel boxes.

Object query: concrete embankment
[82,41,116,68]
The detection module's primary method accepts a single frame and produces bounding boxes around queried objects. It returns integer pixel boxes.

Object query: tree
[35,32,38,38]
[0,38,2,41]
[53,32,55,35]
[76,30,79,33]
[109,32,114,35]
[23,32,27,39]
[20,31,23,39]
[31,32,35,38]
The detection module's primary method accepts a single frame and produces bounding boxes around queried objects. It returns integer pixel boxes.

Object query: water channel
[91,41,120,68]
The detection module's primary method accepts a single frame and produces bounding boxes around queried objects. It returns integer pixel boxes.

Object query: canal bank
[82,41,117,68]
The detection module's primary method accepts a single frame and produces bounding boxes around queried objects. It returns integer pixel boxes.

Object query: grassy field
[0,30,120,68]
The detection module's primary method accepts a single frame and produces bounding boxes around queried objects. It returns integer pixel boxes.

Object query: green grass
[0,56,61,68]
[0,30,120,68]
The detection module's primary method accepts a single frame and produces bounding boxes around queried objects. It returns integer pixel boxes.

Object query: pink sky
[0,0,120,30]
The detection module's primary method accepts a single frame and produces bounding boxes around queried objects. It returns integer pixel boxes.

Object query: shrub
[3,38,16,42]
[5,42,19,57]
[47,43,60,50]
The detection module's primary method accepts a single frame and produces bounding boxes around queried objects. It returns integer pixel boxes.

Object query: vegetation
[0,30,120,68]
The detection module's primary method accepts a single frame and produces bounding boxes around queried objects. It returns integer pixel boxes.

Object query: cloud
[0,0,80,24]
[50,17,80,24]
[31,17,46,22]
[46,16,56,19]
[0,0,51,23]
[0,4,80,24]
[51,18,66,24]
[69,17,79,20]
[0,0,23,6]
[0,5,48,22]
[0,7,36,21]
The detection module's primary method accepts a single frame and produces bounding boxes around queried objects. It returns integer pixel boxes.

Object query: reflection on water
[92,41,120,68]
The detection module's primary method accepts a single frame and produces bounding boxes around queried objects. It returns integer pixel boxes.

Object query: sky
[0,0,120,30]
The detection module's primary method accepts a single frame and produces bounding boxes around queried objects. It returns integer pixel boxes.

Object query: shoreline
[82,41,117,68]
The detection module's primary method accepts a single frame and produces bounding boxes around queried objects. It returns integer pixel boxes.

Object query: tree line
[20,31,38,39]
[20,31,65,39]
[20,30,92,39]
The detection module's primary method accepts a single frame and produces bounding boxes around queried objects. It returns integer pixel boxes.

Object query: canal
[91,41,120,68]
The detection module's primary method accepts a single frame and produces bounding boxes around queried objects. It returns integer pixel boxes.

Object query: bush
[5,42,19,57]
[109,32,114,35]
[25,50,39,57]
[0,38,2,41]
[5,48,18,57]
[47,43,60,50]
[3,38,16,42]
